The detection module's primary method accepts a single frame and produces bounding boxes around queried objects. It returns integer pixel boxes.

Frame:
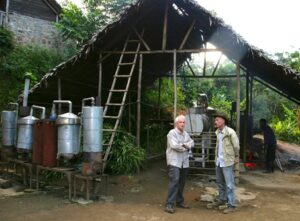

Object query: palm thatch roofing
[20,0,300,107]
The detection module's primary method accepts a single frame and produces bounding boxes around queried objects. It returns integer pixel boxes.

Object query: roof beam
[162,0,169,51]
[179,19,196,49]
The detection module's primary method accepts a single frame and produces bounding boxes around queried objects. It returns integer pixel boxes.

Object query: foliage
[0,29,69,110]
[0,27,14,58]
[144,78,185,116]
[271,105,300,144]
[56,0,133,47]
[106,129,146,175]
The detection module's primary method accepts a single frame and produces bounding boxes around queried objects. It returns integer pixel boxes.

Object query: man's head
[213,112,228,130]
[259,118,267,130]
[175,115,186,132]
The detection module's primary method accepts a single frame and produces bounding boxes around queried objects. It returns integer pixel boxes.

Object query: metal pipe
[30,105,46,119]
[52,100,72,115]
[22,78,30,107]
[82,97,95,108]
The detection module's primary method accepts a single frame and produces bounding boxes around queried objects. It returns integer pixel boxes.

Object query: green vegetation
[56,0,133,48]
[107,130,146,175]
[0,28,72,110]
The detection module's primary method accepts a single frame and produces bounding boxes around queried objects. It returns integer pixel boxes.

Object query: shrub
[106,130,146,175]
[0,27,14,58]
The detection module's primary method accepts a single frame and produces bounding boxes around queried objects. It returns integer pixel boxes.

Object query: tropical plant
[56,0,133,47]
[271,104,300,144]
[106,129,146,174]
[0,27,14,58]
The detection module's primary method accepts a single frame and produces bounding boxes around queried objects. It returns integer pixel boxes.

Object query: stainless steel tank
[1,103,19,147]
[53,100,81,159]
[82,97,103,153]
[17,105,45,151]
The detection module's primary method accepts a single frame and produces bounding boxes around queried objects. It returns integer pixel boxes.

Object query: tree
[56,0,133,48]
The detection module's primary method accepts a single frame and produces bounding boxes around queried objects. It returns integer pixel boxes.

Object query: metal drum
[53,100,81,159]
[82,98,103,153]
[1,103,18,147]
[1,111,17,147]
[17,105,45,151]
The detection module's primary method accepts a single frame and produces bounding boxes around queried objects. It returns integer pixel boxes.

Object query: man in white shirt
[165,115,194,214]
[207,112,239,214]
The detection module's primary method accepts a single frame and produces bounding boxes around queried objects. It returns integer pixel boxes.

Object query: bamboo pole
[158,77,162,119]
[58,78,61,114]
[243,72,250,162]
[136,54,143,148]
[132,26,150,51]
[5,0,9,24]
[235,62,240,184]
[236,63,241,138]
[101,48,221,54]
[96,53,102,106]
[162,0,169,51]
[179,20,196,50]
[128,92,131,133]
[249,74,253,115]
[173,50,177,122]
[203,43,207,76]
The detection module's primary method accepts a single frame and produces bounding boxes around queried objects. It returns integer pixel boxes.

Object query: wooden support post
[211,54,223,76]
[173,50,177,121]
[158,77,162,119]
[5,0,9,24]
[162,0,169,51]
[236,63,241,138]
[136,54,143,148]
[128,92,131,133]
[96,53,102,106]
[249,74,253,115]
[243,72,250,163]
[132,26,150,51]
[58,78,62,114]
[203,43,207,76]
[179,20,196,50]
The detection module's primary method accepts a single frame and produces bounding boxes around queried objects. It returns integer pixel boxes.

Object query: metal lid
[56,113,80,125]
[18,115,39,125]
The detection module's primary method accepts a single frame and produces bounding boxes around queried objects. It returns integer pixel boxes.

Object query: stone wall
[5,12,64,50]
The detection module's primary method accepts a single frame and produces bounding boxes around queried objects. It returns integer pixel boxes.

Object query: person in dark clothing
[259,119,277,173]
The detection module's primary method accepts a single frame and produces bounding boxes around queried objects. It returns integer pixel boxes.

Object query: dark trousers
[166,165,188,206]
[266,144,276,172]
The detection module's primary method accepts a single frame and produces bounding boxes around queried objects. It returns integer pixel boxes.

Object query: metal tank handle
[30,105,46,119]
[51,100,72,115]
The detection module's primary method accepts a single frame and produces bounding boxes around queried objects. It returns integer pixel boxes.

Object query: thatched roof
[20,0,300,107]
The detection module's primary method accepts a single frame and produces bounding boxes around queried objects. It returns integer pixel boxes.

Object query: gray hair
[175,115,185,123]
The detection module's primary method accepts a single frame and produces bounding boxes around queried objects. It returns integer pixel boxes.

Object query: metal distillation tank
[53,100,81,159]
[1,103,18,147]
[17,105,45,151]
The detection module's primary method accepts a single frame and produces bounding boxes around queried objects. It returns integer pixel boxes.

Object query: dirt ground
[1,159,300,221]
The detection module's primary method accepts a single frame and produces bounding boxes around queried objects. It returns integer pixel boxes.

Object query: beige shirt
[166,128,194,168]
[215,126,240,167]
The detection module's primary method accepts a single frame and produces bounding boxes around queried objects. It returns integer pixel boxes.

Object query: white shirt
[166,128,194,168]
[216,129,226,167]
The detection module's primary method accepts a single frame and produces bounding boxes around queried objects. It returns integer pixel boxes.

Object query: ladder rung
[106,103,123,106]
[102,129,116,132]
[103,116,119,119]
[114,75,131,78]
[119,62,135,66]
[109,89,128,92]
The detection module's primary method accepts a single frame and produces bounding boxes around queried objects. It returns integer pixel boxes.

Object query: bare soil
[1,159,300,221]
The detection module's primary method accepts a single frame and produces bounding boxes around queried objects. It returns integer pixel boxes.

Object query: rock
[193,181,204,188]
[130,186,144,193]
[200,194,214,202]
[98,195,114,203]
[74,198,94,205]
[12,185,26,192]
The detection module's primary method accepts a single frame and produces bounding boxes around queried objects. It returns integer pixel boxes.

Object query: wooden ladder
[102,31,142,172]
